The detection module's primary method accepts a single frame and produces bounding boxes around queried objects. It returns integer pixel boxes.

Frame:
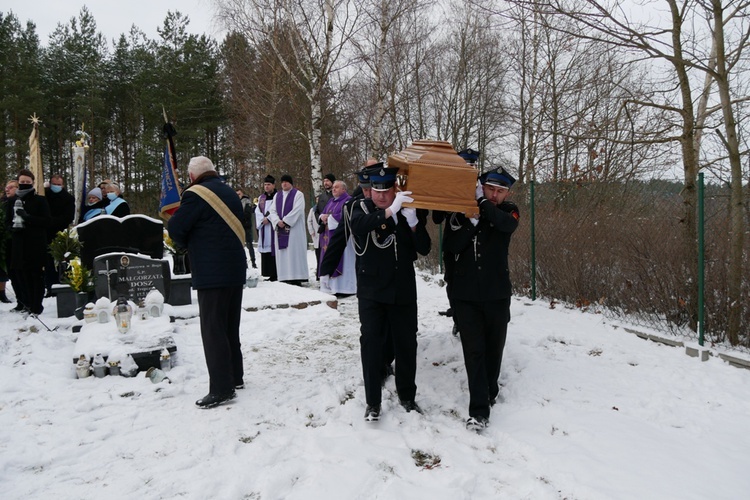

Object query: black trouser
[453,298,510,419]
[314,247,321,279]
[358,298,418,406]
[11,267,45,314]
[260,252,277,281]
[197,286,244,395]
[244,230,257,266]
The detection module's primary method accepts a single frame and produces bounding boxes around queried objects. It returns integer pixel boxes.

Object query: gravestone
[93,253,171,305]
[77,214,164,269]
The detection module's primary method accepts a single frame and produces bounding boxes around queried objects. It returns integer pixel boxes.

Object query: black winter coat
[4,190,52,270]
[45,187,75,240]
[167,173,247,289]
[350,198,430,304]
[443,200,519,301]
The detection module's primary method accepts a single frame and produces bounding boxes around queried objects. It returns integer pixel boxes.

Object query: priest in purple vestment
[319,180,356,295]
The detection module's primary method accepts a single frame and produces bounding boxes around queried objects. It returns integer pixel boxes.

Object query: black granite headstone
[77,214,164,269]
[93,253,170,305]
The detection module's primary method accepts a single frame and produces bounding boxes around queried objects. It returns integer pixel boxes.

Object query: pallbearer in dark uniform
[443,163,519,431]
[433,148,482,337]
[349,166,431,422]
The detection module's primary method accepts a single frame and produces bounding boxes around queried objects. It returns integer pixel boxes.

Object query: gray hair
[334,180,348,192]
[188,156,216,178]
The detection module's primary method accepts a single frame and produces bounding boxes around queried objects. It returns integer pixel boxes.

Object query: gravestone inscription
[93,254,171,305]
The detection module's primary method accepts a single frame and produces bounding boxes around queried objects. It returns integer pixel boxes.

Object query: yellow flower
[65,257,93,293]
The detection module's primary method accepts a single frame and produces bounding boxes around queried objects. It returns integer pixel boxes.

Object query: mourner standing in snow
[44,174,75,297]
[255,175,278,281]
[268,174,307,286]
[5,169,51,316]
[318,180,355,296]
[236,187,257,269]
[167,156,247,409]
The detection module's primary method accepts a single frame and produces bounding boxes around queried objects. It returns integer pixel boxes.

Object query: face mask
[50,185,63,193]
[18,184,33,191]
[106,192,118,201]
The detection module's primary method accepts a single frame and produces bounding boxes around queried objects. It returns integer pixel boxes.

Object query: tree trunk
[668,0,699,332]
[309,99,323,198]
[711,0,744,345]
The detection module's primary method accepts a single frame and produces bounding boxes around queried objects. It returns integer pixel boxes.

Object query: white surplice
[268,188,308,281]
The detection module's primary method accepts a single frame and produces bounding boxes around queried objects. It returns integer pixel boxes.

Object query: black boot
[0,290,10,303]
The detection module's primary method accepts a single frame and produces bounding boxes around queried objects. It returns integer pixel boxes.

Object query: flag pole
[159,107,182,219]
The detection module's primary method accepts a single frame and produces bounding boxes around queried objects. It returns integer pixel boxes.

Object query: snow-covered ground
[1,250,749,499]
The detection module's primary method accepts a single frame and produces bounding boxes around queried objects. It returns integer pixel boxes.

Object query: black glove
[16,208,29,219]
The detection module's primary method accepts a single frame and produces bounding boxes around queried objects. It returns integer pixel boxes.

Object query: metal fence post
[530,180,536,301]
[698,172,705,346]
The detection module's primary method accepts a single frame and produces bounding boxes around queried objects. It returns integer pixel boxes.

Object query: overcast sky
[2,0,222,44]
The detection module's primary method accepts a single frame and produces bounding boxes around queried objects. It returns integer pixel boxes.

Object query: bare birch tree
[215,0,358,197]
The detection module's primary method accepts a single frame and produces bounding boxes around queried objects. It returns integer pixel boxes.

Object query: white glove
[469,217,479,226]
[475,181,484,200]
[402,207,419,227]
[388,190,414,214]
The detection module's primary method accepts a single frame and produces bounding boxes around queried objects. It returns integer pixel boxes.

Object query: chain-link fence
[504,179,749,352]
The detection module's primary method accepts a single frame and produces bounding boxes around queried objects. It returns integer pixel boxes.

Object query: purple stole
[319,193,351,277]
[275,188,298,249]
[259,192,276,254]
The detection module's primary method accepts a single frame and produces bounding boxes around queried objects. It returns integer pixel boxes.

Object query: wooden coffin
[388,140,479,217]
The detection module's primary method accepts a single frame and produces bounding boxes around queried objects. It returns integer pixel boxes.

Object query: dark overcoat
[443,200,519,301]
[167,173,247,290]
[45,187,75,240]
[4,191,51,270]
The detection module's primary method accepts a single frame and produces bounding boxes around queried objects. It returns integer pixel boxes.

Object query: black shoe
[44,290,53,298]
[400,399,423,414]
[12,303,25,312]
[195,390,236,409]
[251,263,257,269]
[235,382,245,390]
[364,404,381,421]
[0,291,11,303]
[452,324,460,337]
[466,416,489,431]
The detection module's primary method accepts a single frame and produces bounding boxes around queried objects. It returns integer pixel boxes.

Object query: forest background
[0,0,748,348]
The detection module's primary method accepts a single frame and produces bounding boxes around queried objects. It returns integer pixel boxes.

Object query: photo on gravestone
[93,254,170,305]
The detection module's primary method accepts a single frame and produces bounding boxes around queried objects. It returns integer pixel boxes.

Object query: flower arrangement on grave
[164,228,190,275]
[49,228,82,267]
[163,228,187,255]
[64,257,94,293]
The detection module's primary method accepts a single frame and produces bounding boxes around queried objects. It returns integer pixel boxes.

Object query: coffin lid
[387,140,472,171]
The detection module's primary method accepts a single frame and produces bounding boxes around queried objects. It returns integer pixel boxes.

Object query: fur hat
[87,187,103,200]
